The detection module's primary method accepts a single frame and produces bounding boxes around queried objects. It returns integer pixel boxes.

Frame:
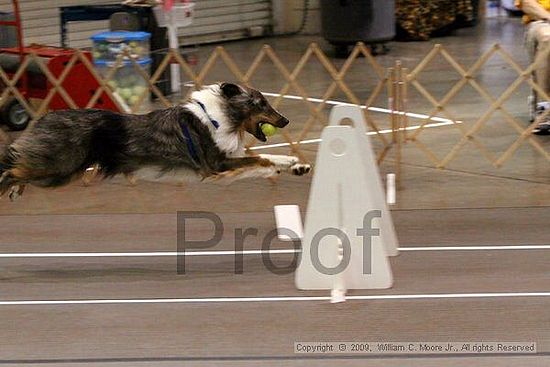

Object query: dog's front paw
[206,166,281,183]
[259,154,299,169]
[290,163,312,176]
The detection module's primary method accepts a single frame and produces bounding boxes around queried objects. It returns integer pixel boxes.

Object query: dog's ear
[220,83,243,99]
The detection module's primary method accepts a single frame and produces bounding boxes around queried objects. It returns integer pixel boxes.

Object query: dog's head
[219,83,289,142]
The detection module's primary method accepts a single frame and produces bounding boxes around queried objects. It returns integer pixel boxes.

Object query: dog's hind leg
[0,170,22,199]
[7,184,25,201]
[0,164,37,200]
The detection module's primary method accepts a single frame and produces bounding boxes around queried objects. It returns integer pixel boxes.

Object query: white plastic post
[386,173,396,205]
[274,205,304,241]
[328,105,399,257]
[167,12,180,94]
[153,3,194,94]
[295,105,399,297]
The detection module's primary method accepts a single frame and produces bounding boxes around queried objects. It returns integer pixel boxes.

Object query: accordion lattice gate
[0,42,547,181]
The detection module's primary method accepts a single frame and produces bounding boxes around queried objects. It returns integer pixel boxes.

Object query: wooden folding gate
[0,42,547,185]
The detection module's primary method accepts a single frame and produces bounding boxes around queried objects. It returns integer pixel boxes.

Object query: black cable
[294,0,311,34]
[280,0,311,36]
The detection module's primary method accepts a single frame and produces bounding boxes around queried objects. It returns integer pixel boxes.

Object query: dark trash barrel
[320,0,395,53]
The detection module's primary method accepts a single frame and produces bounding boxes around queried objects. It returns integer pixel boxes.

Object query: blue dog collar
[194,100,220,129]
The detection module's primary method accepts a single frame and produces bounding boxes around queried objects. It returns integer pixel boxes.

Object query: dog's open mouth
[250,117,288,142]
[255,121,269,142]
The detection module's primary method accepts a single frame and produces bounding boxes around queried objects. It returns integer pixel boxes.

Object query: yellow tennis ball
[261,123,278,137]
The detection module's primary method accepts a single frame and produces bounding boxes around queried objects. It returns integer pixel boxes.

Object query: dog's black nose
[277,117,289,128]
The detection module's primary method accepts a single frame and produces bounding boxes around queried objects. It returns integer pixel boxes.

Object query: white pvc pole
[167,10,180,94]
[386,173,396,205]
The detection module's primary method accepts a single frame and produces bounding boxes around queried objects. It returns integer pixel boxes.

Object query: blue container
[94,58,152,113]
[91,31,151,61]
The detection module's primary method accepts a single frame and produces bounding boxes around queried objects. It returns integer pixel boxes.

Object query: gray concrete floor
[0,17,549,366]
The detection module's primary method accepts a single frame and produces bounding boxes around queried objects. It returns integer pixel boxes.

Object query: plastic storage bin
[95,58,151,113]
[91,31,150,61]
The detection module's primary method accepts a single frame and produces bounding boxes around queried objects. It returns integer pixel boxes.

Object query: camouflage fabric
[396,0,474,40]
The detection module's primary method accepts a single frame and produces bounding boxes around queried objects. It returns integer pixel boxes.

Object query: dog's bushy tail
[0,127,12,155]
[0,135,9,176]
[0,167,8,197]
[0,160,11,196]
[0,133,15,196]
[0,156,16,197]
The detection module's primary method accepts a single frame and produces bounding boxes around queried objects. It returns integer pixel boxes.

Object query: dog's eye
[251,99,262,108]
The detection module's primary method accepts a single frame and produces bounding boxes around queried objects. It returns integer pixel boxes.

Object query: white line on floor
[249,120,458,151]
[180,86,459,151]
[247,92,459,150]
[261,91,454,123]
[399,245,550,251]
[1,292,549,306]
[180,86,455,124]
[0,249,296,258]
[0,245,549,258]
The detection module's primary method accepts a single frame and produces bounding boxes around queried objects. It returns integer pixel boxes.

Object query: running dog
[0,83,311,201]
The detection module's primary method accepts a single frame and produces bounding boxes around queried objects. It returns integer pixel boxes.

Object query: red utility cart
[0,0,120,131]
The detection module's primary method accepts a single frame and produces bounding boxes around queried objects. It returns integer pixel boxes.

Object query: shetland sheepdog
[0,83,311,200]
